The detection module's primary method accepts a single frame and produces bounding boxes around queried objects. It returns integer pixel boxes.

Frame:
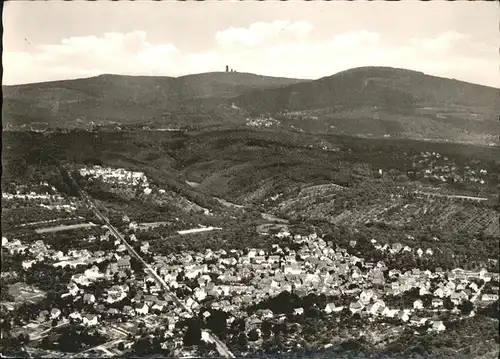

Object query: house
[106,289,127,304]
[349,301,364,314]
[143,295,158,306]
[479,268,492,282]
[149,284,162,294]
[38,310,50,322]
[368,300,386,315]
[450,291,468,306]
[129,222,138,230]
[433,287,445,298]
[430,320,446,332]
[451,268,466,280]
[123,305,135,316]
[413,299,424,310]
[66,310,82,321]
[194,288,207,302]
[432,298,443,308]
[72,273,91,287]
[253,255,266,264]
[117,258,131,271]
[83,293,96,304]
[388,269,401,278]
[67,282,80,296]
[391,243,403,253]
[186,297,199,310]
[256,309,274,319]
[284,265,302,275]
[84,266,103,281]
[107,262,119,275]
[359,289,375,305]
[398,310,411,322]
[469,282,479,293]
[268,255,281,264]
[294,307,304,315]
[135,303,149,315]
[107,308,119,316]
[382,308,399,318]
[352,267,363,280]
[419,286,430,296]
[140,242,150,254]
[152,301,167,312]
[22,260,35,270]
[481,294,499,302]
[82,314,99,327]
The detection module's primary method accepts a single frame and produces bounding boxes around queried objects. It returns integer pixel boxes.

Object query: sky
[3,1,499,87]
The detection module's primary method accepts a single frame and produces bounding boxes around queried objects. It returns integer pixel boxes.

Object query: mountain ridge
[2,66,499,145]
[232,66,499,145]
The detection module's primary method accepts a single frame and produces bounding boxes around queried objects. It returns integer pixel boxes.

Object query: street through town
[63,167,236,358]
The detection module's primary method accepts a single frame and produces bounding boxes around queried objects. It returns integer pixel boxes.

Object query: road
[64,167,235,358]
[414,191,489,202]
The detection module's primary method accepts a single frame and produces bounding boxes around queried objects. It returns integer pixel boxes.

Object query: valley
[1,126,499,358]
[1,62,499,359]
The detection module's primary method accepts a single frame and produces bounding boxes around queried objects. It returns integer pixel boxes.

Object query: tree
[206,310,227,337]
[248,328,260,342]
[183,319,202,346]
[237,332,248,347]
[261,320,272,339]
[443,297,454,310]
[458,300,474,315]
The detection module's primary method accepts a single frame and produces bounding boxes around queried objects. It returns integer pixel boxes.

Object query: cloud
[331,30,381,48]
[215,20,313,48]
[3,25,498,88]
[3,31,181,84]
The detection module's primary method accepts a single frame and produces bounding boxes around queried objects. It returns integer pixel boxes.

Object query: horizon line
[2,65,498,89]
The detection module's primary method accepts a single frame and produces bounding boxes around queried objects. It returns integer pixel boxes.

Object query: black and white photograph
[1,1,499,358]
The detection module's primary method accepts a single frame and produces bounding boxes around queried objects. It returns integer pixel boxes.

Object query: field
[7,283,46,305]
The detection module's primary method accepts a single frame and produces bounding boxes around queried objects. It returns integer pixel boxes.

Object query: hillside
[234,67,500,145]
[3,66,499,145]
[2,72,307,129]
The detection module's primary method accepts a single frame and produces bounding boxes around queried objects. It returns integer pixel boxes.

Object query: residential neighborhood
[2,177,498,357]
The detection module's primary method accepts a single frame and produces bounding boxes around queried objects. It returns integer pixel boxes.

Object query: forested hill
[2,72,308,129]
[233,67,500,145]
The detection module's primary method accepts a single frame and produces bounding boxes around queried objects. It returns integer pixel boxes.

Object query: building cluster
[138,230,498,338]
[2,182,81,212]
[367,238,435,258]
[2,180,499,356]
[79,165,188,200]
[246,117,281,128]
[79,166,151,191]
[409,151,488,185]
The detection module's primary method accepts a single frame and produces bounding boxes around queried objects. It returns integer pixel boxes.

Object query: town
[1,164,498,357]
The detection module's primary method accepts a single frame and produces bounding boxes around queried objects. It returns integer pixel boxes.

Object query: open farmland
[35,223,98,234]
[276,186,498,238]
